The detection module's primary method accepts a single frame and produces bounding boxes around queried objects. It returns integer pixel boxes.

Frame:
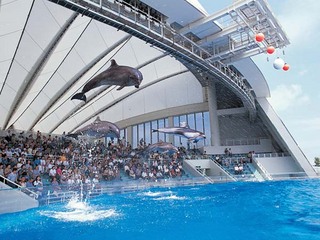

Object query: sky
[199,0,320,163]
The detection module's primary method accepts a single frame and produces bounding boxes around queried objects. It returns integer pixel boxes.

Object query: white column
[207,82,220,146]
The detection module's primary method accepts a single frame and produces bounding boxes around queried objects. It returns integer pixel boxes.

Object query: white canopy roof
[0,0,278,134]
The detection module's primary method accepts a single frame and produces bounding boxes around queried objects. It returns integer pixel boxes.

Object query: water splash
[40,196,118,222]
[141,190,174,197]
[140,190,186,200]
[153,195,186,201]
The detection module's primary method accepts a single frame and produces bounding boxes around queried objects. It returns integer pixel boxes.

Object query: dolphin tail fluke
[71,92,87,102]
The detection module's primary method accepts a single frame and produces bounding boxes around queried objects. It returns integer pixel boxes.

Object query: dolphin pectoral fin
[116,85,125,90]
[71,92,87,102]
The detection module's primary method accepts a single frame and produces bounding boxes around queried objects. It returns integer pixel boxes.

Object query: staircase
[0,177,39,214]
[217,156,258,182]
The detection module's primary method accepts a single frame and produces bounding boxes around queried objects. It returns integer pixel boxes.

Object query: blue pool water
[1,179,319,240]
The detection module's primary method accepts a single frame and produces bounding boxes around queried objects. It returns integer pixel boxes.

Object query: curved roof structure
[0,0,288,134]
[0,0,317,178]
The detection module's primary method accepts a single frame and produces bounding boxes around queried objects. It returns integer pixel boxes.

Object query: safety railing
[0,175,39,199]
[254,152,290,158]
[223,137,262,146]
[252,157,273,180]
[211,159,237,182]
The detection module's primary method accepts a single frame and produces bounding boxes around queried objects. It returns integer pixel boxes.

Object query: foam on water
[40,197,118,222]
[153,195,186,201]
[141,190,173,197]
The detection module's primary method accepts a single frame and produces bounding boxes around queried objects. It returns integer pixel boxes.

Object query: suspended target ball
[283,63,290,71]
[266,46,275,54]
[273,58,285,70]
[255,33,265,42]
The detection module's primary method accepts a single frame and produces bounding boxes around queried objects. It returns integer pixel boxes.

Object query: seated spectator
[51,176,61,196]
[18,176,27,187]
[33,176,43,197]
[7,167,18,185]
[0,163,4,177]
[234,165,239,174]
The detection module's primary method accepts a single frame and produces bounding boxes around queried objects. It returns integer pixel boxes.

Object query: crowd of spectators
[0,129,189,198]
[214,148,255,176]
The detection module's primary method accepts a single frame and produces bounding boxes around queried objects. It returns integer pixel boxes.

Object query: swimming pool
[0,179,319,240]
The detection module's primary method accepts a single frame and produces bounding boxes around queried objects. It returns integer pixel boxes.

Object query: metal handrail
[252,157,273,180]
[254,152,290,158]
[0,175,39,199]
[211,159,237,182]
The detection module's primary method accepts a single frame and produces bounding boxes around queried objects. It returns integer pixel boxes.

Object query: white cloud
[269,84,309,111]
[291,117,320,131]
[275,0,320,45]
[298,69,308,76]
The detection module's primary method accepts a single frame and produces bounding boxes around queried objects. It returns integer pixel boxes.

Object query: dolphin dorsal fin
[94,116,101,124]
[110,59,118,67]
[180,122,189,128]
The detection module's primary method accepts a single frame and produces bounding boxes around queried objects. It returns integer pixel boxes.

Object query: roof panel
[0,82,16,111]
[3,61,29,92]
[0,105,8,127]
[42,0,75,26]
[0,31,22,61]
[0,61,11,84]
[0,0,275,135]
[8,89,39,128]
[10,105,38,130]
[26,0,63,49]
[15,32,43,72]
[53,17,91,53]
[0,0,33,35]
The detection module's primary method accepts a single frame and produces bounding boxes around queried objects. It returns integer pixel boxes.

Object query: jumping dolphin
[152,122,206,143]
[69,116,120,139]
[71,59,143,102]
[144,141,179,155]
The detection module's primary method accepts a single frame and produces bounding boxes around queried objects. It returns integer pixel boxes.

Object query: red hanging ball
[255,33,265,42]
[283,63,290,71]
[266,46,275,54]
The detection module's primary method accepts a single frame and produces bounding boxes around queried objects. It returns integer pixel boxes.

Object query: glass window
[173,116,179,127]
[164,118,169,142]
[158,119,165,142]
[151,120,158,144]
[145,122,151,145]
[179,115,187,126]
[187,113,195,129]
[127,112,211,148]
[120,129,125,139]
[132,125,137,148]
[173,116,180,145]
[138,124,144,145]
[195,112,205,148]
[195,112,204,133]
